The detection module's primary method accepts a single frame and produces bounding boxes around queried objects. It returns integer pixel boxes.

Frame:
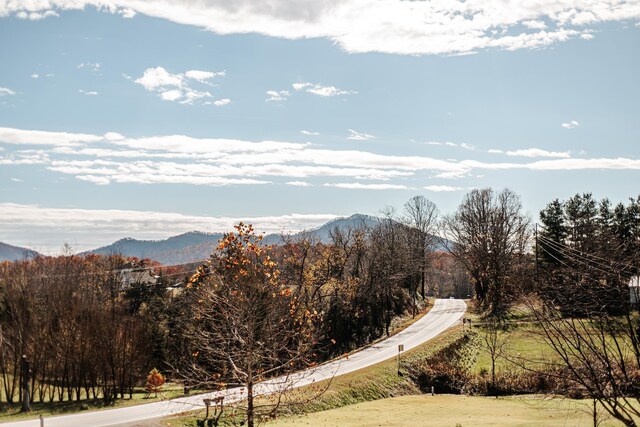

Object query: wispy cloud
[324,183,410,190]
[286,181,312,187]
[213,98,231,107]
[78,89,99,96]
[134,66,224,105]
[562,120,580,129]
[347,129,375,141]
[15,10,58,20]
[4,127,640,190]
[0,87,16,96]
[265,90,290,102]
[422,141,474,150]
[2,1,633,55]
[77,62,101,72]
[301,130,319,136]
[424,185,464,192]
[293,82,356,97]
[505,148,571,158]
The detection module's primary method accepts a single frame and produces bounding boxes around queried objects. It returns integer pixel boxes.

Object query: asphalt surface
[3,298,466,427]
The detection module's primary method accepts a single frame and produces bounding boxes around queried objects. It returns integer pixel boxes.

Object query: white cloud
[522,20,547,30]
[265,90,290,102]
[135,67,183,91]
[181,89,212,104]
[135,66,224,105]
[185,69,225,82]
[2,1,633,56]
[160,90,182,101]
[77,62,101,72]
[78,89,98,96]
[0,127,102,146]
[0,87,16,96]
[15,10,58,20]
[0,203,339,254]
[293,82,356,97]
[562,120,580,129]
[213,98,231,106]
[301,130,319,136]
[488,149,504,154]
[424,185,464,192]
[30,73,39,79]
[324,183,411,190]
[118,8,136,18]
[286,181,311,187]
[10,177,23,182]
[347,129,375,141]
[505,148,571,158]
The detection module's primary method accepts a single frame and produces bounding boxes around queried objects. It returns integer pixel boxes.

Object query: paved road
[3,298,466,427]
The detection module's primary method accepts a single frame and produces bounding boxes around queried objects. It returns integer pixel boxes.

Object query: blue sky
[1,1,640,253]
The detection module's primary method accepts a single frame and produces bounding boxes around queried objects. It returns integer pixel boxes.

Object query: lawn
[0,383,193,421]
[267,394,638,427]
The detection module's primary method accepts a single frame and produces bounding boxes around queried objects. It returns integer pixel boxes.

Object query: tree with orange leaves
[181,223,320,427]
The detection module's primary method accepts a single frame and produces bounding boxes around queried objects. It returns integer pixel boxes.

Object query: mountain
[82,214,380,265]
[82,213,448,266]
[299,213,381,243]
[0,242,41,262]
[83,231,224,265]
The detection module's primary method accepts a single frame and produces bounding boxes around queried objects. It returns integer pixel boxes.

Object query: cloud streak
[293,82,356,97]
[3,127,640,189]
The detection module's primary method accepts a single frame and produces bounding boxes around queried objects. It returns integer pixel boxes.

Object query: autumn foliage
[182,223,319,427]
[145,368,165,396]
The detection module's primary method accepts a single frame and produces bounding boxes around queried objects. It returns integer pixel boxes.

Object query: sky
[1,0,640,254]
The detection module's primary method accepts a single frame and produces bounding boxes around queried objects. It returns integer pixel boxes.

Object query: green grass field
[0,383,192,421]
[267,394,638,427]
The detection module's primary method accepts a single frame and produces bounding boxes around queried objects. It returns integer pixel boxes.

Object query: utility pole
[535,223,539,279]
[21,355,30,412]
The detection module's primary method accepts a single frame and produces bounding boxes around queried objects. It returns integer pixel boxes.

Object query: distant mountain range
[2,213,448,265]
[0,242,41,262]
[83,214,382,265]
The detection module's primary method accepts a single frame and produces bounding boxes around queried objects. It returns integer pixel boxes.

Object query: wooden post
[397,344,404,375]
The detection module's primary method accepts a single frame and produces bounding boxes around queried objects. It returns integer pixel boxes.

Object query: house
[118,267,158,290]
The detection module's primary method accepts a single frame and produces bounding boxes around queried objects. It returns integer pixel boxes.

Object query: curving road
[2,298,466,427]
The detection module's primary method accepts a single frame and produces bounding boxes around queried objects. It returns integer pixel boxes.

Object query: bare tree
[480,318,508,392]
[529,295,640,426]
[402,196,439,302]
[442,188,531,316]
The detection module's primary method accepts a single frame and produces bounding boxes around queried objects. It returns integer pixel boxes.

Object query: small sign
[398,344,404,352]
